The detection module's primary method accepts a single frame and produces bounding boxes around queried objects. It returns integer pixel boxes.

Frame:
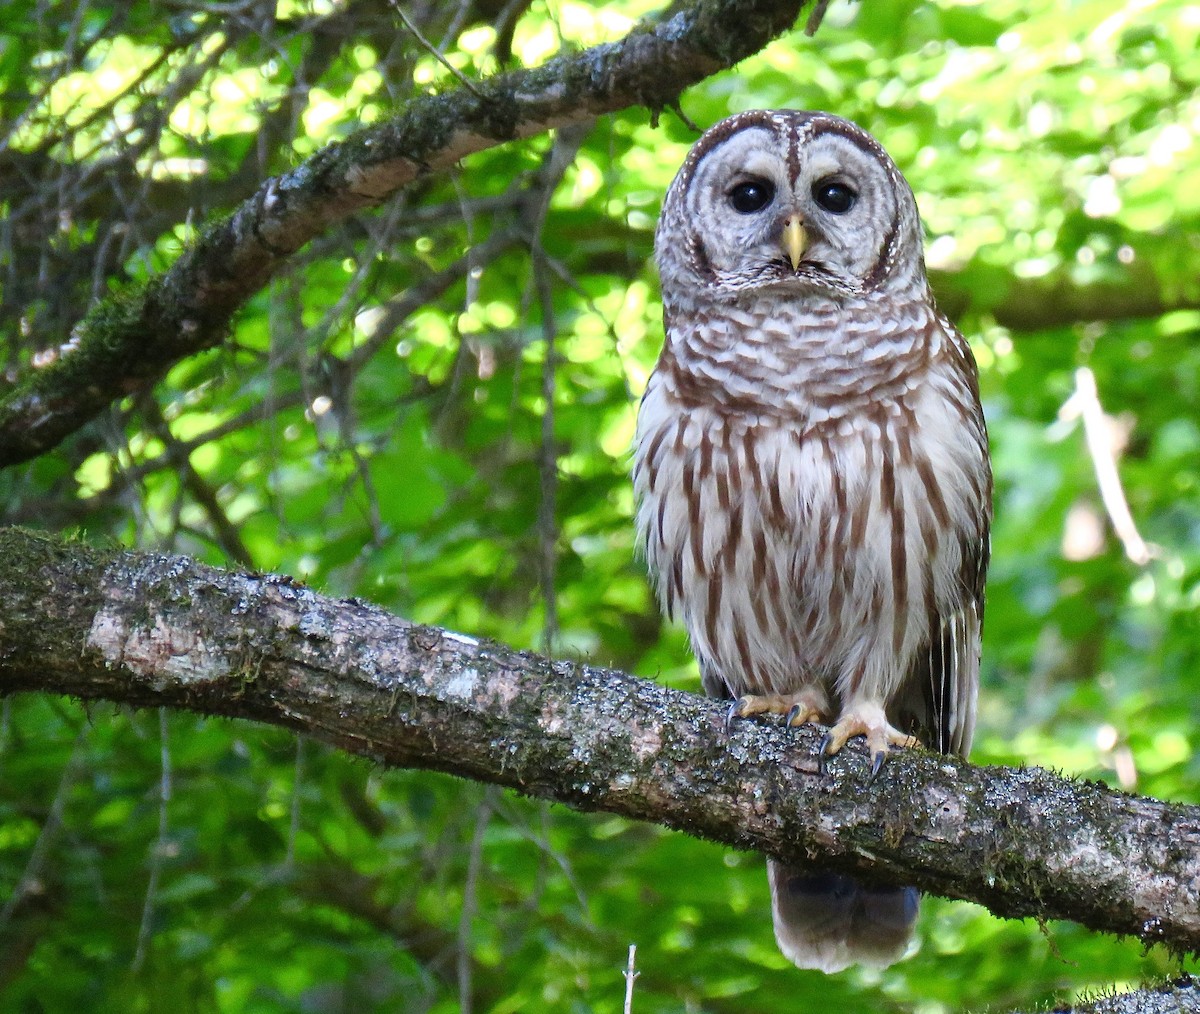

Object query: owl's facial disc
[658,112,921,302]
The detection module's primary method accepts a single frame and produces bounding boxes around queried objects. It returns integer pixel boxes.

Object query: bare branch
[623,943,639,1014]
[390,1,488,99]
[1,525,1198,961]
[1060,366,1153,566]
[930,257,1200,332]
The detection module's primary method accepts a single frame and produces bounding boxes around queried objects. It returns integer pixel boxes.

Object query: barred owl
[633,110,992,973]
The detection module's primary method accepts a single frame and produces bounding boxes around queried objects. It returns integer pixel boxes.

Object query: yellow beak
[781,215,808,270]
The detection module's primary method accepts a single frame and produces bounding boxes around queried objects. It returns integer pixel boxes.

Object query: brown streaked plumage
[633,110,992,973]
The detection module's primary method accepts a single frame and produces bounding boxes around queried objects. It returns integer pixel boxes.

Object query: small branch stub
[623,944,639,1014]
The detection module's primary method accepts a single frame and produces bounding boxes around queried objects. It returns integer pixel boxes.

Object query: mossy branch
[0,0,807,469]
[2,525,1199,970]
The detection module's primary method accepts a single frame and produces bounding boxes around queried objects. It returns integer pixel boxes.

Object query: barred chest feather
[632,301,988,718]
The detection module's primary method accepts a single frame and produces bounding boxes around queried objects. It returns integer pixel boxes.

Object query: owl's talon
[723,690,829,737]
[817,701,919,778]
[817,732,834,775]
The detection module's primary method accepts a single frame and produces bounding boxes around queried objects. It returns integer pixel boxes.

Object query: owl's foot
[725,689,830,734]
[818,701,919,780]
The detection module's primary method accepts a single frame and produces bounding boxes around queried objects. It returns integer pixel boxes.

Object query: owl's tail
[767,861,918,973]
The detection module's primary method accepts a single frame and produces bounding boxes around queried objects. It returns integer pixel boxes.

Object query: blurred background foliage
[1,0,1199,1010]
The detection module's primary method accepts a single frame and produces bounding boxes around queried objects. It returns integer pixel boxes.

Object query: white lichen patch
[443,668,479,700]
[297,610,333,640]
[87,607,228,686]
[812,814,839,848]
[86,607,128,665]
[514,84,565,103]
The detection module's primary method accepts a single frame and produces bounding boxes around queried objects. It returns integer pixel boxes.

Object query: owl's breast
[657,299,937,430]
[634,379,792,695]
[633,344,989,701]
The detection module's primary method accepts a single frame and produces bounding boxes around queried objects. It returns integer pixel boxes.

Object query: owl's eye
[812,181,857,213]
[728,179,775,214]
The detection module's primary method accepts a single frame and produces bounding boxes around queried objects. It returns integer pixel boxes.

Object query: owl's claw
[817,731,835,776]
[724,690,830,735]
[817,701,919,778]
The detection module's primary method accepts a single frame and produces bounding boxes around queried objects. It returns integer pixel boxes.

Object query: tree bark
[930,259,1200,331]
[2,525,1199,968]
[0,0,807,469]
[1059,977,1200,1014]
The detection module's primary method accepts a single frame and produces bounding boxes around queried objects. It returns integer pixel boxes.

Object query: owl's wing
[902,514,990,758]
[900,317,991,758]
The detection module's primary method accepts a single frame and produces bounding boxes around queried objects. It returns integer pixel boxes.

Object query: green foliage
[2,0,1199,1010]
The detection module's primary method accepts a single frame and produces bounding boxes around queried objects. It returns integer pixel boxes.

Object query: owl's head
[656,110,927,306]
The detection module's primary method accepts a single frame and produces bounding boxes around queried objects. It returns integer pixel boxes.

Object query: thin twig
[300,198,408,356]
[0,726,88,928]
[668,100,700,132]
[525,125,591,654]
[623,943,639,1014]
[1062,367,1152,565]
[493,795,590,914]
[458,786,497,1014]
[348,231,522,372]
[138,398,255,567]
[533,252,559,654]
[804,0,834,35]
[437,0,477,55]
[133,708,172,971]
[286,737,304,868]
[391,1,487,98]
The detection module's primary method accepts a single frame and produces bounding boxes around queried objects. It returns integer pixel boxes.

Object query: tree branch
[1062,977,1200,1014]
[930,258,1200,332]
[1,525,1198,963]
[0,0,807,470]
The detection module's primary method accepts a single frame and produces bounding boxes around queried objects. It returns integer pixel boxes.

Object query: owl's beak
[781,215,808,270]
